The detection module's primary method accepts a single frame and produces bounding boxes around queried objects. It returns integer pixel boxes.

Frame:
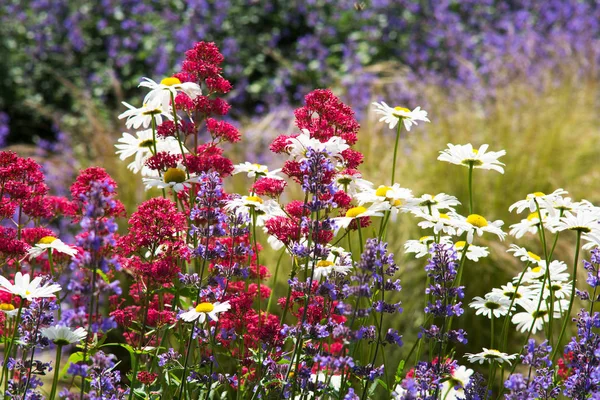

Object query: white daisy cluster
[508,189,600,247]
[116,77,204,193]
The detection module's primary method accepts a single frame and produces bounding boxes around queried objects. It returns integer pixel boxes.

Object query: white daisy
[455,214,506,244]
[0,272,61,301]
[27,236,78,260]
[333,170,371,195]
[490,282,535,307]
[469,293,511,319]
[371,102,430,131]
[355,183,413,210]
[508,189,568,215]
[232,162,284,180]
[332,203,389,231]
[508,211,554,239]
[531,279,572,300]
[139,77,202,110]
[41,326,87,345]
[440,365,473,400]
[118,100,170,130]
[406,193,461,217]
[552,211,600,242]
[551,197,595,215]
[142,167,201,193]
[414,211,464,236]
[284,130,349,162]
[179,301,231,323]
[437,143,506,174]
[454,241,489,262]
[506,245,543,265]
[520,260,570,284]
[404,236,452,258]
[114,130,182,174]
[310,252,353,280]
[511,300,561,334]
[0,303,19,318]
[464,349,517,365]
[225,195,286,226]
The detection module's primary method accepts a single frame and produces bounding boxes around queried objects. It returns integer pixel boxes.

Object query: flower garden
[1,2,600,400]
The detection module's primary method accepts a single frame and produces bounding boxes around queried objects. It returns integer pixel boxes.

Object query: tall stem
[0,301,23,387]
[468,164,474,214]
[390,123,402,185]
[552,231,581,360]
[49,345,63,400]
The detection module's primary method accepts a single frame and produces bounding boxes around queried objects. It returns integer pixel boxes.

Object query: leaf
[59,351,84,380]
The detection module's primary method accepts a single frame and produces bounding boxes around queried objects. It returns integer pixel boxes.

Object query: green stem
[0,301,23,387]
[468,164,474,214]
[266,250,285,314]
[501,262,530,352]
[49,345,63,400]
[552,231,581,361]
[390,123,402,185]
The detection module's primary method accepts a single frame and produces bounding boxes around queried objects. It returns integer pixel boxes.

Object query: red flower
[252,178,286,198]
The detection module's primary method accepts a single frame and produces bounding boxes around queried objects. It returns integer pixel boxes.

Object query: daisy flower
[552,211,600,240]
[404,236,452,258]
[407,193,461,217]
[142,167,201,193]
[0,303,18,318]
[455,213,506,244]
[508,189,568,215]
[355,183,413,210]
[311,250,353,280]
[531,279,572,300]
[225,195,286,226]
[511,300,561,334]
[520,260,570,284]
[179,301,231,323]
[454,240,489,262]
[371,102,430,131]
[414,211,464,236]
[465,349,517,365]
[440,365,473,400]
[333,203,388,231]
[437,143,506,173]
[333,170,371,195]
[285,130,349,161]
[490,282,535,306]
[0,272,61,301]
[232,162,284,180]
[506,245,543,265]
[469,293,511,319]
[114,130,182,174]
[118,100,170,130]
[508,211,554,239]
[550,197,595,215]
[139,77,202,110]
[41,326,87,345]
[27,236,78,259]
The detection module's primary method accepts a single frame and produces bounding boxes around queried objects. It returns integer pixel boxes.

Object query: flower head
[41,326,87,345]
[0,272,61,301]
[27,236,78,259]
[438,143,506,173]
[179,301,231,323]
[372,101,430,131]
[465,349,517,365]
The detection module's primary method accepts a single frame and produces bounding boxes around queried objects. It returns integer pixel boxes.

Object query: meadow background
[1,0,599,381]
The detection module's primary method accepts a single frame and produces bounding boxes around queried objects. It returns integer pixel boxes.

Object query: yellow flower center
[419,236,433,243]
[346,206,367,218]
[163,168,187,184]
[439,213,450,220]
[531,266,542,273]
[527,251,541,261]
[252,163,267,172]
[246,196,264,204]
[160,77,182,86]
[527,212,540,221]
[375,186,391,197]
[454,241,466,250]
[142,107,162,116]
[139,139,155,148]
[533,192,545,197]
[316,260,334,268]
[38,236,58,245]
[472,149,479,154]
[0,303,15,311]
[466,214,488,228]
[25,290,31,296]
[195,302,215,313]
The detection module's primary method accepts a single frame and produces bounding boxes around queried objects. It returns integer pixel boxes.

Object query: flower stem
[468,163,474,214]
[0,301,23,387]
[49,344,63,400]
[552,230,581,361]
[390,123,402,185]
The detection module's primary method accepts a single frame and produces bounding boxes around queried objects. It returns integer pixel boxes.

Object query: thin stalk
[266,249,285,313]
[0,301,23,387]
[390,123,402,185]
[49,344,63,400]
[552,231,581,361]
[468,164,474,214]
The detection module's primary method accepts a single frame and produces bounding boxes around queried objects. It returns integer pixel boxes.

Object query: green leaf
[60,351,84,380]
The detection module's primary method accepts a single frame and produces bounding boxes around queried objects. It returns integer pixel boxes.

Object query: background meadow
[1,0,600,396]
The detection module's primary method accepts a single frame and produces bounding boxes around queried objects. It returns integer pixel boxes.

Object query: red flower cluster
[251,178,286,198]
[185,144,234,177]
[206,118,241,143]
[71,167,125,217]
